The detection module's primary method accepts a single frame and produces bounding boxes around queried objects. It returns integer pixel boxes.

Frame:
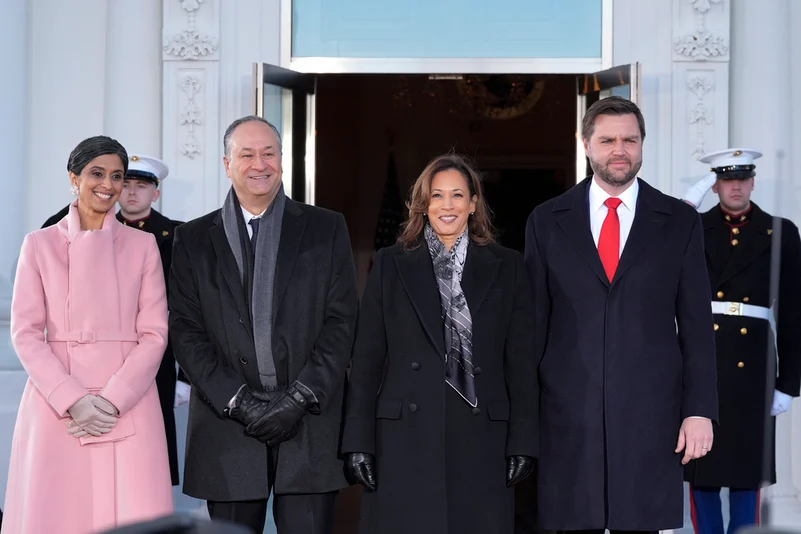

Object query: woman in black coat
[341,153,538,534]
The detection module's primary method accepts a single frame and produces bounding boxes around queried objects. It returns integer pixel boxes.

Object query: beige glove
[67,395,117,436]
[92,396,119,416]
[65,419,89,438]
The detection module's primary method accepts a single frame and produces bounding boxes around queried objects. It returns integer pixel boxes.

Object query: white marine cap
[127,154,169,186]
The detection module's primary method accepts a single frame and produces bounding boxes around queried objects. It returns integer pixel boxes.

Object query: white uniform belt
[46,331,140,343]
[711,301,770,320]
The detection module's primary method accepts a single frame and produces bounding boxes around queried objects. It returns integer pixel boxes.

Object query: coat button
[732,227,740,235]
[731,239,739,246]
[740,328,748,335]
[239,357,248,364]
[738,361,745,368]
[743,297,750,302]
[411,362,420,370]
[713,323,719,331]
[409,403,418,413]
[717,291,724,299]
[472,407,481,416]
[474,367,482,376]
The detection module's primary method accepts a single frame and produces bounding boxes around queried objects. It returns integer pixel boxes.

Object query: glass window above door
[291,0,602,59]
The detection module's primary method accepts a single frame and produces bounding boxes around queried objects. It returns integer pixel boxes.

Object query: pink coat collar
[56,200,122,242]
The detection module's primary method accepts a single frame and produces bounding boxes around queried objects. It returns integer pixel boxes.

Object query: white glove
[174,380,191,408]
[681,172,718,208]
[771,390,793,416]
[67,395,117,436]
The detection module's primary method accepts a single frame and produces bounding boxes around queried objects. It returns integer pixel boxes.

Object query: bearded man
[523,96,719,534]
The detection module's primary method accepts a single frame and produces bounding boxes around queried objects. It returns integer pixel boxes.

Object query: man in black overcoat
[169,116,358,534]
[524,96,719,533]
[681,148,801,534]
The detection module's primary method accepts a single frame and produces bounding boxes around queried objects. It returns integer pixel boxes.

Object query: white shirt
[588,177,640,257]
[241,206,266,239]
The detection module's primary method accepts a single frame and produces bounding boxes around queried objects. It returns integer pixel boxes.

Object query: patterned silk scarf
[424,224,477,407]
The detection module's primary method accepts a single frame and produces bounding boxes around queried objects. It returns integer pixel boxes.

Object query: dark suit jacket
[118,208,184,486]
[524,177,718,531]
[684,203,801,489]
[341,242,537,534]
[169,198,358,500]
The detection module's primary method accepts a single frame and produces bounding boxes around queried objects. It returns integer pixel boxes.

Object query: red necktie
[598,197,623,282]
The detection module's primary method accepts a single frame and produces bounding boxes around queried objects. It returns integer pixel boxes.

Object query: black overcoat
[524,178,719,531]
[341,242,538,534]
[169,198,359,500]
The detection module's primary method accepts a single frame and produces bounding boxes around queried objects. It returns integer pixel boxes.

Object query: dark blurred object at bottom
[99,513,254,534]
[738,527,801,534]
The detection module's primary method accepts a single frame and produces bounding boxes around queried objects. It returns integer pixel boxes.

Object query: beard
[589,155,642,187]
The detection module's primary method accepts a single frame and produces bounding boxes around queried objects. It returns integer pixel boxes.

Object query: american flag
[373,150,405,251]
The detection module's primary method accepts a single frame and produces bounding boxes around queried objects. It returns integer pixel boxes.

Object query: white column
[729,0,792,217]
[786,0,801,520]
[0,0,30,507]
[670,0,731,212]
[103,1,163,158]
[160,0,222,223]
[27,0,108,231]
[730,0,801,522]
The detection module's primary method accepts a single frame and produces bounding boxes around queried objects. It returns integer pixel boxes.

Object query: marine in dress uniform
[117,154,188,487]
[681,148,801,534]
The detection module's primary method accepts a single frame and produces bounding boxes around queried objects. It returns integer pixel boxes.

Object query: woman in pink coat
[1,136,174,534]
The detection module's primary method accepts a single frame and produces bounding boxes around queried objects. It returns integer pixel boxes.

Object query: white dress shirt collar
[589,176,640,213]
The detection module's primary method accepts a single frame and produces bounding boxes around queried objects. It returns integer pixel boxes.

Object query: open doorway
[312,73,577,285]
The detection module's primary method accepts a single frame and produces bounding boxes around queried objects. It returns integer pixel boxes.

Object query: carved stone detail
[687,75,714,158]
[674,0,728,61]
[179,75,203,158]
[163,0,218,60]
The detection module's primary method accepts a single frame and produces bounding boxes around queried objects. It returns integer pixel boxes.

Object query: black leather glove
[226,386,275,427]
[347,452,376,491]
[246,383,310,446]
[506,455,535,487]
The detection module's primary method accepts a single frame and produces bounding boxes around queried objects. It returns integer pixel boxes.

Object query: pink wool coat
[1,202,174,534]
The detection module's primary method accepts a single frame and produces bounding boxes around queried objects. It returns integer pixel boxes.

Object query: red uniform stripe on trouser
[755,489,761,524]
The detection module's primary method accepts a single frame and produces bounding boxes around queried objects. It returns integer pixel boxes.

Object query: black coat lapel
[461,243,501,314]
[209,215,253,338]
[395,246,446,356]
[273,200,307,316]
[555,178,610,288]
[612,180,670,284]
[718,204,773,285]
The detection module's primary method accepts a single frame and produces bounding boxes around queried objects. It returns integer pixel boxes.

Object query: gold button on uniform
[713,323,719,331]
[725,215,732,222]
[737,362,745,368]
[743,297,749,302]
[740,328,748,335]
[717,291,724,298]
[732,228,740,235]
[731,239,739,246]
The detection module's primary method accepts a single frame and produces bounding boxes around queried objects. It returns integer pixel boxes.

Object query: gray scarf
[221,186,286,389]
[424,224,477,407]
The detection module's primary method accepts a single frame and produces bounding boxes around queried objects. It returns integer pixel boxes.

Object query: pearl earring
[71,184,79,196]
